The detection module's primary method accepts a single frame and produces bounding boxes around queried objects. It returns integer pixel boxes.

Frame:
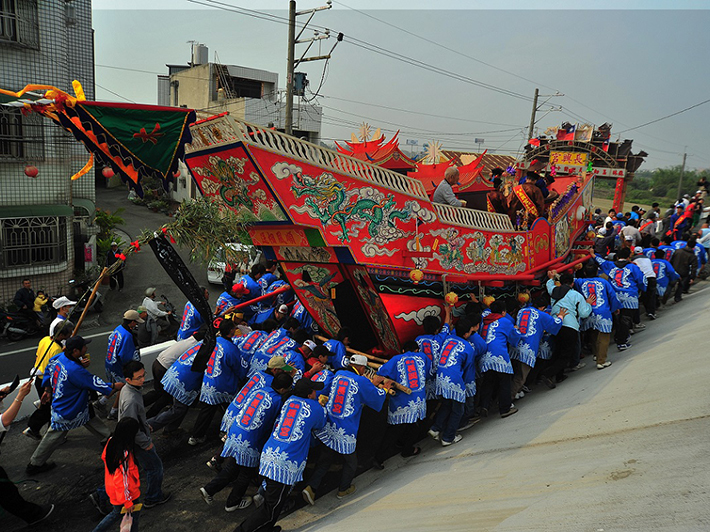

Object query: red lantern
[409,269,424,285]
[24,165,39,178]
[102,167,114,178]
[445,292,459,306]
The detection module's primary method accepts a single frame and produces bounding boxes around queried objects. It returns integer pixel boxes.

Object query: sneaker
[225,496,252,512]
[302,485,316,506]
[26,462,56,475]
[441,434,463,447]
[144,492,171,508]
[617,343,631,351]
[501,407,519,419]
[27,504,54,525]
[22,427,42,441]
[187,436,206,446]
[106,409,118,421]
[634,323,646,330]
[427,429,440,440]
[569,362,586,372]
[253,493,264,508]
[521,385,532,393]
[89,492,109,516]
[458,417,481,431]
[514,391,524,400]
[540,376,556,389]
[596,361,612,370]
[371,459,384,470]
[92,400,108,417]
[199,487,214,505]
[647,313,656,320]
[337,485,357,499]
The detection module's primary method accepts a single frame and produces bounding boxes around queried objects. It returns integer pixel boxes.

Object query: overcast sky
[92,1,710,171]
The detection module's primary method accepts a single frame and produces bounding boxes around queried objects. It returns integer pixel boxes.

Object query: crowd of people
[1,204,708,530]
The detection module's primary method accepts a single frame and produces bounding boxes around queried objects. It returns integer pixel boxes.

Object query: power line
[617,97,710,134]
[95,82,136,103]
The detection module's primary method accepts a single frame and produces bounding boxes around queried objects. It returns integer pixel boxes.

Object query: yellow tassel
[72,80,86,101]
[71,153,94,181]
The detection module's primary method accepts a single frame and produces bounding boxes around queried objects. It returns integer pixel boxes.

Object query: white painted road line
[0,329,113,358]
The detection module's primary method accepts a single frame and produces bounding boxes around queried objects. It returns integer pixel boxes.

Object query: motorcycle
[0,308,42,341]
[159,294,181,338]
[67,278,103,313]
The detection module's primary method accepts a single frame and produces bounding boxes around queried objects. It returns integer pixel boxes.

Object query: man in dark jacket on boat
[433,167,466,207]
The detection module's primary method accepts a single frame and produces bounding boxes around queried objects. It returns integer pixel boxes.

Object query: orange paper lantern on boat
[24,165,38,178]
[102,167,114,178]
[445,292,458,306]
[409,269,424,284]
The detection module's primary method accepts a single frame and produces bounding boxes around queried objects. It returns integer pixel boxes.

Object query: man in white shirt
[49,296,76,338]
[432,167,467,208]
[633,246,657,320]
[143,287,172,344]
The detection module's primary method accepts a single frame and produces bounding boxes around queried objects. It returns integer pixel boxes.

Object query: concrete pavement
[280,286,710,532]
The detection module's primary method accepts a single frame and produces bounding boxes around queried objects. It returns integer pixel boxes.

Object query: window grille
[0,216,68,269]
[0,107,45,160]
[0,0,39,49]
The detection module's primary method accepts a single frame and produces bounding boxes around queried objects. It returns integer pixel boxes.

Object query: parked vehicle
[67,278,103,313]
[0,308,42,341]
[206,243,262,286]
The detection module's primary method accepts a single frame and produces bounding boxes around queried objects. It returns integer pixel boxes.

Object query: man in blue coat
[303,354,387,503]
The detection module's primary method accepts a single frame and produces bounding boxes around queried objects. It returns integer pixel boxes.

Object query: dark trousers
[192,402,226,439]
[543,326,580,381]
[234,478,291,532]
[307,444,357,492]
[204,457,257,505]
[479,370,512,415]
[148,398,190,433]
[144,360,171,418]
[614,308,634,345]
[674,275,691,301]
[27,378,51,434]
[0,465,43,523]
[643,278,658,316]
[109,270,124,290]
[431,398,465,443]
[374,422,418,463]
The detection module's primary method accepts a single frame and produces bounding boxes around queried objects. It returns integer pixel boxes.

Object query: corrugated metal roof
[226,65,278,85]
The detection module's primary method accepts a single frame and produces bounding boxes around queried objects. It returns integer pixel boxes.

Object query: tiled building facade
[0,0,96,305]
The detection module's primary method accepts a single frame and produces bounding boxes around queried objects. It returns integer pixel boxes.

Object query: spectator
[143,288,172,344]
[432,167,466,207]
[49,296,77,338]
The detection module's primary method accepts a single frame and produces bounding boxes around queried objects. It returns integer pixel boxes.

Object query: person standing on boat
[433,167,467,207]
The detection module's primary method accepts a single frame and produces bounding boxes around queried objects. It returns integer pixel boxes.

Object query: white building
[157,44,322,202]
[0,0,96,304]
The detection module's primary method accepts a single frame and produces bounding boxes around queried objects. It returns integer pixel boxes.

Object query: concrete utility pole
[528,88,539,140]
[284,0,336,136]
[676,151,687,201]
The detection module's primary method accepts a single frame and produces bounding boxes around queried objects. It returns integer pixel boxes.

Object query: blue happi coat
[259,328,297,356]
[200,336,245,405]
[323,339,349,371]
[105,324,140,381]
[574,278,621,333]
[222,383,283,467]
[282,349,306,381]
[377,352,430,425]
[292,301,318,335]
[176,301,205,341]
[316,369,387,454]
[479,316,522,374]
[215,291,239,316]
[235,274,262,318]
[221,371,273,432]
[435,331,478,403]
[259,396,327,485]
[309,367,334,399]
[652,258,680,296]
[48,353,113,431]
[643,247,658,260]
[234,330,267,366]
[416,323,450,400]
[512,307,563,367]
[161,341,204,405]
[264,280,294,307]
[595,255,647,309]
[249,333,298,377]
[658,245,675,262]
[672,240,707,270]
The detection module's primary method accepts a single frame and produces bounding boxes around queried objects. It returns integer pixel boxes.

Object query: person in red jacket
[92,418,141,532]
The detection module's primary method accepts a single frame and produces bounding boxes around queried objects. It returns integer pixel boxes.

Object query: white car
[207,243,262,286]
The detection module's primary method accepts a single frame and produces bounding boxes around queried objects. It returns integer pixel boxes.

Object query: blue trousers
[431,398,465,443]
[134,446,164,504]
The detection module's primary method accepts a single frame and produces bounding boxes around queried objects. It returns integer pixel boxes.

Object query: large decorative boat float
[184,115,647,354]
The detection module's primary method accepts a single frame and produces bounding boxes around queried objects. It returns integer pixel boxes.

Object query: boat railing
[187,114,429,200]
[433,203,516,232]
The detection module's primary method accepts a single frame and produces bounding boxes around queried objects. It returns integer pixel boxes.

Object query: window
[0,0,39,49]
[0,107,44,159]
[0,216,68,269]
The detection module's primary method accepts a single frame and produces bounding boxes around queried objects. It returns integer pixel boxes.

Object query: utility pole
[676,151,687,201]
[527,88,539,140]
[284,0,338,136]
